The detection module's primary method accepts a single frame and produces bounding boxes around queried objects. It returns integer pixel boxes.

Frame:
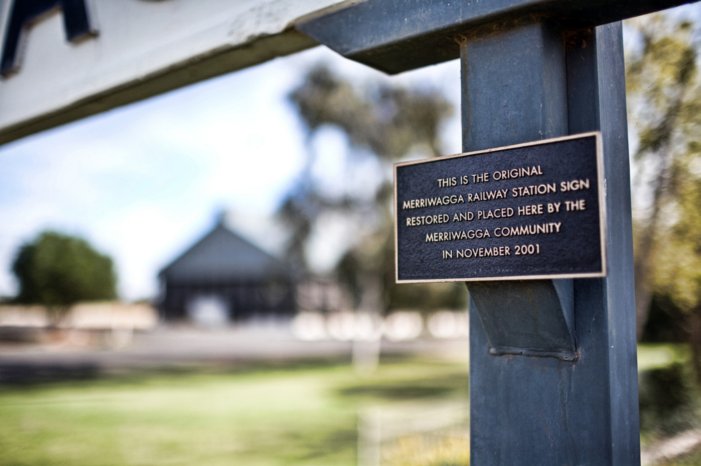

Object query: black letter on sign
[1,0,97,77]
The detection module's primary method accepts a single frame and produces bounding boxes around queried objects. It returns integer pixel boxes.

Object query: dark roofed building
[158,215,296,325]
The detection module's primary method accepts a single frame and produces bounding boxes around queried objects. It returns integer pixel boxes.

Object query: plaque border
[394,131,607,284]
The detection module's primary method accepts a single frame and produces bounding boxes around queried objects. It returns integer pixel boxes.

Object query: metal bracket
[468,279,577,361]
[296,0,694,74]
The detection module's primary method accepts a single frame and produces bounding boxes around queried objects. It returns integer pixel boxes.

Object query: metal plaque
[394,132,606,283]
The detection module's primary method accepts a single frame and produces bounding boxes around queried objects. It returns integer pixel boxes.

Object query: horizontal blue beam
[298,0,698,74]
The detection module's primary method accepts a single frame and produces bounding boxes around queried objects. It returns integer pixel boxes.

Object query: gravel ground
[0,325,468,384]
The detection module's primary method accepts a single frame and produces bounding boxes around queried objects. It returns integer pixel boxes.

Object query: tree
[653,171,701,379]
[625,14,701,340]
[12,230,117,323]
[280,64,461,314]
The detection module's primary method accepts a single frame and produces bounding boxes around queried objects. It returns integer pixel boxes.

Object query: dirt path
[642,429,701,465]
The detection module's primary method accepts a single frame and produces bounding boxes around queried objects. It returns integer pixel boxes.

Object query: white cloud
[93,202,210,300]
[0,45,462,300]
[0,50,319,300]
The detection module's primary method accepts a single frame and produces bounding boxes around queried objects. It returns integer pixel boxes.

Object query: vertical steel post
[462,22,639,464]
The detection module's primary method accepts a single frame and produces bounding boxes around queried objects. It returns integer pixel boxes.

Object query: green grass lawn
[0,357,469,466]
[2,344,699,466]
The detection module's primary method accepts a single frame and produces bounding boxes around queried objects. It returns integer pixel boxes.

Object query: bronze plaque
[394,132,606,283]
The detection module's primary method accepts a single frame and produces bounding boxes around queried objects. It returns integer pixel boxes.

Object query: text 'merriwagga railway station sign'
[395,132,606,283]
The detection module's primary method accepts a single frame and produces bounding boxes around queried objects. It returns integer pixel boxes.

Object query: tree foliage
[290,65,449,160]
[12,231,117,313]
[626,14,701,340]
[282,64,462,313]
[652,157,701,377]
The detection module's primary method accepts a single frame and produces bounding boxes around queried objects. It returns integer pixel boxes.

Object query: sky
[0,45,460,301]
[1,4,698,302]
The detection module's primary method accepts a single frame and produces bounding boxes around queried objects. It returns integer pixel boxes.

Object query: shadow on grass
[640,362,699,437]
[293,428,358,463]
[338,373,467,401]
[0,356,352,391]
[0,362,101,386]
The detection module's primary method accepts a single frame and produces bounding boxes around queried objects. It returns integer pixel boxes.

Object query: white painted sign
[0,0,350,144]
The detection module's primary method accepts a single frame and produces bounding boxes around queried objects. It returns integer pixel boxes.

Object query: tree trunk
[47,305,69,329]
[689,307,701,384]
[351,272,384,374]
[634,163,669,340]
[631,40,692,339]
[634,226,657,339]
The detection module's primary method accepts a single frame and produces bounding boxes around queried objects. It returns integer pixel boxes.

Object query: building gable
[160,221,290,284]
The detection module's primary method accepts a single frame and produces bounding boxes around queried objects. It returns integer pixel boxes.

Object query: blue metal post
[297,3,649,463]
[462,22,639,465]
